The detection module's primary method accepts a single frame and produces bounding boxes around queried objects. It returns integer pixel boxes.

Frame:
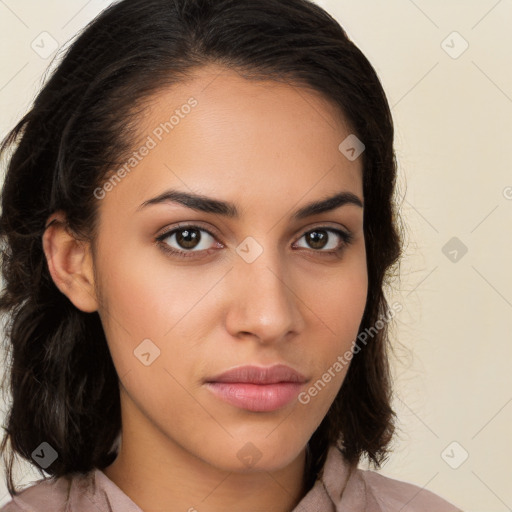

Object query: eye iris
[307,230,327,249]
[176,228,201,249]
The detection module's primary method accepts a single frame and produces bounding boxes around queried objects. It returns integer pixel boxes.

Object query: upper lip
[205,364,308,384]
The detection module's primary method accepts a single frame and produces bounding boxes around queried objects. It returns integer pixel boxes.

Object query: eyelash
[155,224,354,259]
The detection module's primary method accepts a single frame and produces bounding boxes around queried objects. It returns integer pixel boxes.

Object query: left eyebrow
[136,188,364,219]
[294,191,363,219]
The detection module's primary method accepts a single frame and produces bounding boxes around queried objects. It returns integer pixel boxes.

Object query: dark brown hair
[0,0,403,497]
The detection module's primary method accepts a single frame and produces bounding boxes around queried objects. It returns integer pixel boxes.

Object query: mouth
[203,364,308,412]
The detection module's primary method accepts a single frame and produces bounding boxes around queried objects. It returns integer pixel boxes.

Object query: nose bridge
[226,237,302,341]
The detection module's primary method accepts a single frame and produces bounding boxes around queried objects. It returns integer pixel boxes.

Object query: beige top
[0,445,463,511]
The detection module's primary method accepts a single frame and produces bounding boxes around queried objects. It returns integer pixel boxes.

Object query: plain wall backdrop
[0,1,511,511]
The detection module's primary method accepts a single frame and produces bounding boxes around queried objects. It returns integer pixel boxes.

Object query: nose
[224,247,305,345]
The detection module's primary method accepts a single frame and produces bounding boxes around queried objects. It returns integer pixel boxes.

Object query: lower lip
[204,382,303,412]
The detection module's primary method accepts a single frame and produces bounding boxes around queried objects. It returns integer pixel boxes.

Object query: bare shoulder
[358,468,464,511]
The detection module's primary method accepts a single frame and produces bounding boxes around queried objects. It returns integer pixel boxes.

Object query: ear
[42,210,99,313]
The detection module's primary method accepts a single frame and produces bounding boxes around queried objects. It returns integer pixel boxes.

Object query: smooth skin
[42,64,368,512]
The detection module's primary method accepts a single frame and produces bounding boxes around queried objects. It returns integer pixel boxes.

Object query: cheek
[94,240,220,377]
[299,250,368,403]
[332,267,368,342]
[310,248,368,344]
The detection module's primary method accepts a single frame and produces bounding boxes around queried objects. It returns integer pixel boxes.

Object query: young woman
[0,0,462,510]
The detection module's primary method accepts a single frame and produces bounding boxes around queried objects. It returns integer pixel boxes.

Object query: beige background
[1,1,511,510]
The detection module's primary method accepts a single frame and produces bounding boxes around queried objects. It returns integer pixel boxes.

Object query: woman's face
[92,64,367,472]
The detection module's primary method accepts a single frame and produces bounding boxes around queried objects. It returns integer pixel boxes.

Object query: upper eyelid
[156,222,218,240]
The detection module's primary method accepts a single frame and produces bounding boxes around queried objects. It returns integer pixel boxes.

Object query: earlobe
[42,210,99,313]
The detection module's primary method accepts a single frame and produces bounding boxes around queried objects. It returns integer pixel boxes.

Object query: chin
[203,440,306,474]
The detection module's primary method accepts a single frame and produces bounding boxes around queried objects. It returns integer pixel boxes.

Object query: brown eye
[304,230,329,249]
[175,227,202,249]
[295,227,353,252]
[156,225,220,258]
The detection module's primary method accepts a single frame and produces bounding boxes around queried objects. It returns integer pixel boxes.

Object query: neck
[104,440,308,512]
[102,395,309,512]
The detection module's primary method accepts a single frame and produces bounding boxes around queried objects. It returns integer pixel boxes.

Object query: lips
[204,364,308,412]
[204,364,308,385]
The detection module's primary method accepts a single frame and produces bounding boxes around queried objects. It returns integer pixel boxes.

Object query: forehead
[99,64,363,220]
